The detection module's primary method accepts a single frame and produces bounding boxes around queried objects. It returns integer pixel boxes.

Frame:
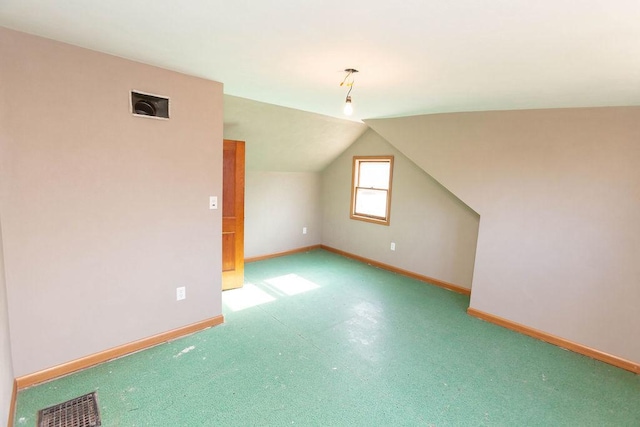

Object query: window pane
[355,188,387,218]
[359,161,390,189]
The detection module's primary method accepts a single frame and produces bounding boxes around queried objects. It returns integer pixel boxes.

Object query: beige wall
[0,37,15,424]
[245,171,321,258]
[0,28,224,376]
[322,129,479,288]
[222,95,362,260]
[368,107,640,363]
[0,218,13,427]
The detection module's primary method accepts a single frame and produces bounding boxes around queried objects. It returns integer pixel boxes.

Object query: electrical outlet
[390,242,396,251]
[176,286,186,301]
[303,227,307,234]
[209,196,218,210]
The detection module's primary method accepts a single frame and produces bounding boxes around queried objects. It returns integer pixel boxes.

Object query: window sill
[350,214,390,226]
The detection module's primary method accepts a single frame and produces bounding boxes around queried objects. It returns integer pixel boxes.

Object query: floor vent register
[37,391,101,427]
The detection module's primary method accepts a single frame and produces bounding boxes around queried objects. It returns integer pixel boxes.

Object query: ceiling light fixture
[340,68,358,116]
[344,95,353,116]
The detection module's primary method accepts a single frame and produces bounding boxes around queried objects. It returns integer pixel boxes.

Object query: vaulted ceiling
[2,1,639,172]
[2,1,638,123]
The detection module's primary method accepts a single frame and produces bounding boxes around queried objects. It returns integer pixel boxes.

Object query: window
[350,156,394,225]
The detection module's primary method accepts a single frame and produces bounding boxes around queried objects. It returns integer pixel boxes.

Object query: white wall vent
[131,91,169,119]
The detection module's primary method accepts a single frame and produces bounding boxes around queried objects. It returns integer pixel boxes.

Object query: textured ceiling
[1,1,639,122]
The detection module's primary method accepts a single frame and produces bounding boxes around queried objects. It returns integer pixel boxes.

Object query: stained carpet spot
[37,392,101,427]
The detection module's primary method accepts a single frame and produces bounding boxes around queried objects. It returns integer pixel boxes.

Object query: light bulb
[344,96,353,115]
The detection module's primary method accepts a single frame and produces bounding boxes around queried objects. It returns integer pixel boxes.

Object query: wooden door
[222,139,245,290]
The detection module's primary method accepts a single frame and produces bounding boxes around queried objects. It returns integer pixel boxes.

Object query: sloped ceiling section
[224,95,367,172]
[366,107,640,363]
[367,112,501,211]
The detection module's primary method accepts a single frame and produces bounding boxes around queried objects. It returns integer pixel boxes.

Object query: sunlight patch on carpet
[223,282,276,311]
[264,273,321,296]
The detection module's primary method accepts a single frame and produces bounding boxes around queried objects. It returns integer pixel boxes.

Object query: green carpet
[13,249,640,426]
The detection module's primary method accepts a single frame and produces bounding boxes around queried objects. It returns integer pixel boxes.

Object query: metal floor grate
[37,392,101,427]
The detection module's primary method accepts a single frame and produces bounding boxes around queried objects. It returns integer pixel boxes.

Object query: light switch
[209,196,218,210]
